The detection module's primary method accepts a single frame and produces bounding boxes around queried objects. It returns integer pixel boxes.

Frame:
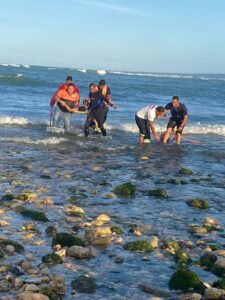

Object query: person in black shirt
[162,96,188,145]
[84,83,107,137]
[98,79,117,122]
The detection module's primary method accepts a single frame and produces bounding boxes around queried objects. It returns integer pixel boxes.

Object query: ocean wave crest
[112,122,225,137]
[0,136,68,145]
[109,71,225,82]
[0,116,29,125]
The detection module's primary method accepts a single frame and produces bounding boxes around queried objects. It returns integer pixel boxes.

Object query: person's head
[171,96,180,109]
[67,83,75,94]
[98,79,106,89]
[89,83,98,93]
[156,106,165,119]
[66,76,73,84]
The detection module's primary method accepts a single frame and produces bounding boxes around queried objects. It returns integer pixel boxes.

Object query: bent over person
[135,104,165,144]
[162,96,188,145]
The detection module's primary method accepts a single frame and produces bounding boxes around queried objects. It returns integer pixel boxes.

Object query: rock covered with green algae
[52,232,85,247]
[211,258,225,277]
[71,275,97,293]
[175,251,192,265]
[147,189,168,199]
[41,253,62,264]
[178,168,194,175]
[1,194,15,201]
[123,240,154,252]
[186,198,209,209]
[40,275,66,299]
[168,269,204,292]
[199,253,217,270]
[40,286,61,300]
[0,239,24,252]
[111,226,124,234]
[45,225,57,237]
[20,208,49,222]
[163,239,181,253]
[213,279,225,290]
[113,182,136,197]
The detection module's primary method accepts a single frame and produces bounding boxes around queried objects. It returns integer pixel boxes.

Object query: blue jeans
[53,106,72,133]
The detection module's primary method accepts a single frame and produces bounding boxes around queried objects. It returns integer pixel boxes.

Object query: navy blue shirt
[165,102,187,122]
[89,91,103,110]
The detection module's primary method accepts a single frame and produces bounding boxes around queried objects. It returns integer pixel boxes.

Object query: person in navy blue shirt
[84,83,108,137]
[162,96,188,144]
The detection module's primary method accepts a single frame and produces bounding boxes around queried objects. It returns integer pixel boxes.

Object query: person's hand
[177,126,183,133]
[154,134,159,141]
[164,113,168,119]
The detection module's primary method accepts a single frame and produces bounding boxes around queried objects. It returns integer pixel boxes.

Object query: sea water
[0,64,225,299]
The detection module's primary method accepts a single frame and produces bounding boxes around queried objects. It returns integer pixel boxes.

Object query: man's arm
[178,115,188,131]
[149,121,158,141]
[54,94,73,112]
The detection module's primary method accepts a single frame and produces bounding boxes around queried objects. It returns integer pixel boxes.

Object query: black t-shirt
[165,102,187,121]
[99,87,111,98]
[89,91,102,109]
[58,99,75,113]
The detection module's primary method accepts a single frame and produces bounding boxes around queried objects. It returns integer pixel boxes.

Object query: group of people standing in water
[50,76,117,137]
[50,76,188,145]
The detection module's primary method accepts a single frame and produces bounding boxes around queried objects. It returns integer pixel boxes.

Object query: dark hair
[156,106,165,113]
[67,83,75,87]
[89,83,96,88]
[66,76,73,81]
[172,96,179,101]
[99,79,106,86]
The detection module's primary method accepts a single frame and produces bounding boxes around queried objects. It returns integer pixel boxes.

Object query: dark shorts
[167,118,184,134]
[135,115,150,139]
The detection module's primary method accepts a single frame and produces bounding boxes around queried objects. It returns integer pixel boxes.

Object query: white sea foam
[0,116,29,125]
[109,71,225,82]
[22,64,31,68]
[9,64,21,67]
[114,122,225,137]
[0,63,9,67]
[16,73,23,77]
[0,136,67,145]
[109,71,193,79]
[97,70,107,75]
[1,115,225,137]
[77,69,86,73]
[0,74,12,78]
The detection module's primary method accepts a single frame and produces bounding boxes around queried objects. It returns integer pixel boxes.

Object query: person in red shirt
[52,83,80,133]
[50,76,79,107]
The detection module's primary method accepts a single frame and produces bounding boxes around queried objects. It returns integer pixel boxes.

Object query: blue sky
[1,0,225,73]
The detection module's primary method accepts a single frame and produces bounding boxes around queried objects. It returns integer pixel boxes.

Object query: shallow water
[0,65,225,298]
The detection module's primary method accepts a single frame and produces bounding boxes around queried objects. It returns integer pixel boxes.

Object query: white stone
[16,292,49,300]
[205,287,225,299]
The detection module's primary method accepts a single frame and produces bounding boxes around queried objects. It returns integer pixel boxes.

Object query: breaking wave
[0,136,68,145]
[110,122,225,137]
[109,71,225,82]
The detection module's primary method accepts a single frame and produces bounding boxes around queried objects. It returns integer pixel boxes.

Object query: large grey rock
[68,246,92,259]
